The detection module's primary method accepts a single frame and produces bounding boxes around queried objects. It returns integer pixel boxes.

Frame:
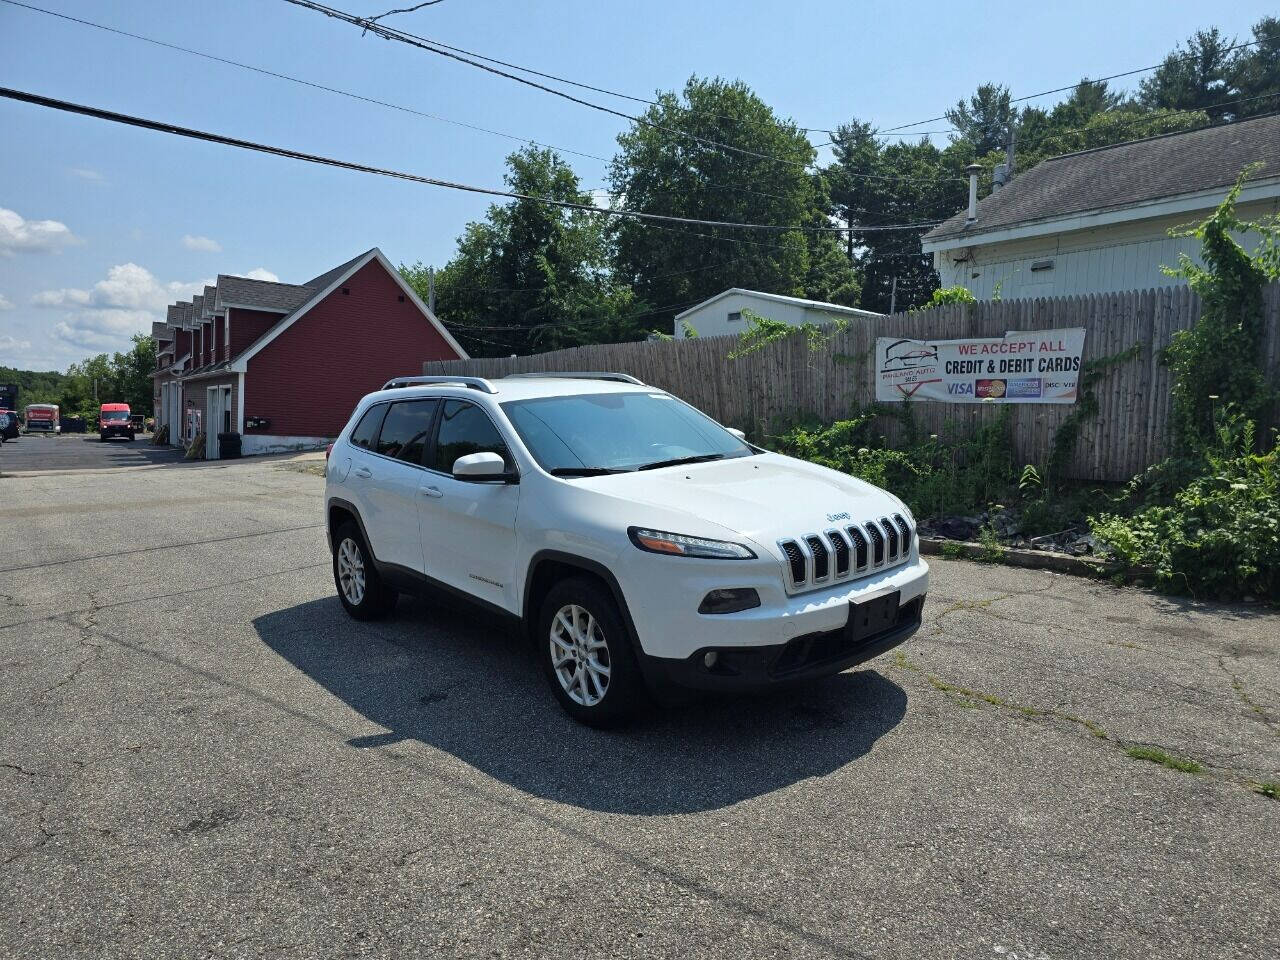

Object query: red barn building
[153,248,466,457]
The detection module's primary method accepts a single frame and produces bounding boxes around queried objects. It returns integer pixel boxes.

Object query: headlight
[628,527,756,559]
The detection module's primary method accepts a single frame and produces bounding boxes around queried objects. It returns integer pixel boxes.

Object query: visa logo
[948,382,974,396]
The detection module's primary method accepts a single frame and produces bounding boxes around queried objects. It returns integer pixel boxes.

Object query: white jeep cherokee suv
[325,372,929,725]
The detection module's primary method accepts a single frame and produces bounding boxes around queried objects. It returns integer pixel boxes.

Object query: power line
[0,0,611,165]
[292,0,837,136]
[281,0,815,172]
[365,0,447,24]
[879,31,1278,134]
[0,85,939,234]
[282,0,957,185]
[2,0,863,210]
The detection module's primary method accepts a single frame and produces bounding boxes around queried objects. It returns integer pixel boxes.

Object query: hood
[579,453,903,547]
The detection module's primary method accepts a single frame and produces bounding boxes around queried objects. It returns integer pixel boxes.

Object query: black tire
[537,577,644,727]
[99,433,106,442]
[332,522,397,620]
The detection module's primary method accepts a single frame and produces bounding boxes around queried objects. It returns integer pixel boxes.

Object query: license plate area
[846,591,900,642]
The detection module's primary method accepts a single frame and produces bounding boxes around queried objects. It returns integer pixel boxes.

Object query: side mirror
[452,451,514,481]
[727,428,746,441]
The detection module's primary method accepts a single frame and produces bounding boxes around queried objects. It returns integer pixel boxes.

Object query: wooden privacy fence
[425,283,1280,482]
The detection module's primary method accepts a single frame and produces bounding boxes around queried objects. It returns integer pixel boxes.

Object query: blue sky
[1,0,1274,371]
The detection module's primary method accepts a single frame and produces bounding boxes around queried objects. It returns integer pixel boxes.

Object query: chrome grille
[881,516,899,560]
[777,516,914,593]
[893,514,912,555]
[847,526,868,570]
[781,540,805,585]
[804,535,829,581]
[867,523,885,565]
[829,529,850,577]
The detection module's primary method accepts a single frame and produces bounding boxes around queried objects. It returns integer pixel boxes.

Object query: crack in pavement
[890,650,1277,792]
[1217,653,1279,737]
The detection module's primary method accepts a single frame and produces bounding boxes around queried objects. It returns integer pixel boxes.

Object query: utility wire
[281,0,814,171]
[365,0,447,24]
[0,0,611,165]
[282,0,957,184]
[878,32,1278,134]
[287,0,837,135]
[0,86,940,234]
[1,1,861,209]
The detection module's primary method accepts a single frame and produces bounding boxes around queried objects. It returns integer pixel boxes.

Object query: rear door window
[432,400,512,473]
[375,400,439,465]
[349,404,386,451]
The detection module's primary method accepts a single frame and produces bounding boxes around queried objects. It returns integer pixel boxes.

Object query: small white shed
[673,289,882,339]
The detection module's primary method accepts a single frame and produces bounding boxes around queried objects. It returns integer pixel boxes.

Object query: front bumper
[101,425,133,438]
[617,544,929,662]
[642,594,924,692]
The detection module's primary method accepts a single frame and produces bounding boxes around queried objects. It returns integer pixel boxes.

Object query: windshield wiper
[636,453,726,471]
[549,466,628,477]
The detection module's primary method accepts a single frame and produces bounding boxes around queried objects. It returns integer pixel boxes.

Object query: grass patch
[939,541,968,560]
[1125,745,1202,774]
[1252,781,1280,800]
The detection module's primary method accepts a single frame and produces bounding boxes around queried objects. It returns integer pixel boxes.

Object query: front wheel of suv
[538,577,644,727]
[332,523,397,620]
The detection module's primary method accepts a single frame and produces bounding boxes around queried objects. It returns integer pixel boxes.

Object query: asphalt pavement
[0,454,1276,959]
[0,432,184,474]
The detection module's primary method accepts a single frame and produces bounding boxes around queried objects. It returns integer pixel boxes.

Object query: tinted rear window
[349,404,386,450]
[376,400,439,464]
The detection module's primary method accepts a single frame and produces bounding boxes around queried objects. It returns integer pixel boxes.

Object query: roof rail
[381,375,498,394]
[503,372,645,386]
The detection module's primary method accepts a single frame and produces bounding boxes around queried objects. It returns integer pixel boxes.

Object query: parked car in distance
[23,403,59,434]
[0,409,18,442]
[99,403,134,441]
[324,372,929,725]
[129,413,146,432]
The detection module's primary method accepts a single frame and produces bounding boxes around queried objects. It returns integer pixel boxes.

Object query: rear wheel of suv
[332,522,397,620]
[538,577,643,726]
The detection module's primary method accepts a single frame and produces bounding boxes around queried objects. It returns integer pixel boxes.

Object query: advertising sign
[875,328,1086,404]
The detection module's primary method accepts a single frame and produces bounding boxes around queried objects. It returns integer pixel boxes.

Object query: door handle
[354,466,373,479]
[419,485,443,499]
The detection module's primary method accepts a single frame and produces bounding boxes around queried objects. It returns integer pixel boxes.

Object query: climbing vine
[727,308,849,360]
[1161,164,1279,453]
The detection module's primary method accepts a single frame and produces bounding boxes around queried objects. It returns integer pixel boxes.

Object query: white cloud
[0,207,80,256]
[68,167,104,183]
[32,263,208,313]
[0,334,32,353]
[182,234,223,253]
[0,293,14,311]
[243,267,279,282]
[28,263,211,361]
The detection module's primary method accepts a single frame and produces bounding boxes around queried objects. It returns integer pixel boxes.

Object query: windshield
[501,392,753,474]
[102,410,130,422]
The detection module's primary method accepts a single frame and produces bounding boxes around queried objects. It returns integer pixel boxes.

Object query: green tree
[1232,17,1280,118]
[1139,28,1239,119]
[609,76,848,330]
[825,121,970,313]
[945,83,1014,156]
[403,146,632,356]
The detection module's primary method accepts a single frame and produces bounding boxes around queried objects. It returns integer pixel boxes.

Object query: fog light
[703,651,719,669]
[697,587,761,615]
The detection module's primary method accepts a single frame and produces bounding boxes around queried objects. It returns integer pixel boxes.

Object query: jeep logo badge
[826,511,851,522]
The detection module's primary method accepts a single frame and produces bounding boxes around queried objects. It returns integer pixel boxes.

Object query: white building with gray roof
[921,113,1280,301]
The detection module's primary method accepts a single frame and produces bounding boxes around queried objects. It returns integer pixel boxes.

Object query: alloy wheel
[549,603,611,707]
[337,537,366,606]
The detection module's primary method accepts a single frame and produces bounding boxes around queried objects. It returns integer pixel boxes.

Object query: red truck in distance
[99,403,134,441]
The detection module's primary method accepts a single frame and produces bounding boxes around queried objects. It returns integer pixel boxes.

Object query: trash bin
[218,431,242,459]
